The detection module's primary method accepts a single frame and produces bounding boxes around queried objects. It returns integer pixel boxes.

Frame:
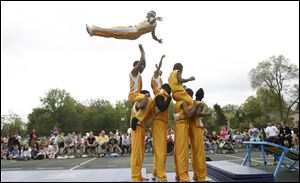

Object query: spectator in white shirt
[265,122,280,144]
[121,133,130,154]
[17,143,31,160]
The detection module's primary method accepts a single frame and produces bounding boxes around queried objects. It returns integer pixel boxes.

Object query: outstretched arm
[176,70,195,84]
[152,30,163,44]
[131,44,146,77]
[195,104,212,117]
[154,55,165,78]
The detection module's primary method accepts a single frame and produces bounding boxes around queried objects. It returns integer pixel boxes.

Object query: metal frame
[242,141,299,180]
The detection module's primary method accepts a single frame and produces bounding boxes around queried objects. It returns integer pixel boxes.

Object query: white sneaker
[86,24,93,36]
[151,175,157,181]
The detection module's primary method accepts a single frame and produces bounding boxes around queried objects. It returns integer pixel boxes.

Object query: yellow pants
[131,125,145,182]
[174,121,190,182]
[152,119,168,181]
[172,91,194,108]
[91,25,143,40]
[189,125,207,181]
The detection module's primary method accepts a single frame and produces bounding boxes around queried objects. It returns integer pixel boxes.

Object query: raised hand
[189,76,195,81]
[156,17,163,21]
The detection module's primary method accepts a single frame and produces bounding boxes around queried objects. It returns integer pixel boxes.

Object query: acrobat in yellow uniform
[173,101,190,182]
[168,70,193,108]
[128,72,153,125]
[86,11,163,43]
[152,89,170,181]
[189,101,207,181]
[130,98,154,182]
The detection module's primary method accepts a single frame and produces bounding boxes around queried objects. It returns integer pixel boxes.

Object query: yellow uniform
[173,101,190,182]
[91,20,157,40]
[168,70,193,108]
[128,72,152,123]
[189,101,207,181]
[130,99,154,182]
[151,75,163,96]
[152,90,169,181]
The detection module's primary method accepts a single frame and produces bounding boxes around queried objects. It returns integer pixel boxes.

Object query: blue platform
[207,161,274,182]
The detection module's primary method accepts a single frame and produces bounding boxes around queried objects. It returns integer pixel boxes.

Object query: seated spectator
[55,132,65,156]
[72,132,78,141]
[265,122,280,144]
[8,145,19,160]
[47,142,58,159]
[107,133,122,154]
[49,132,56,143]
[167,129,174,154]
[292,120,299,149]
[243,130,251,141]
[204,128,214,154]
[97,131,109,157]
[144,132,152,153]
[1,143,9,160]
[17,143,31,160]
[36,145,46,160]
[75,134,85,158]
[86,131,97,157]
[31,143,39,159]
[248,123,260,142]
[210,131,219,150]
[121,133,130,154]
[219,126,229,140]
[65,133,75,156]
[1,135,4,145]
[233,131,244,141]
[7,133,19,154]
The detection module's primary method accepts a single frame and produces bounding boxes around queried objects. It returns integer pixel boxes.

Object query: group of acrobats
[86,11,212,182]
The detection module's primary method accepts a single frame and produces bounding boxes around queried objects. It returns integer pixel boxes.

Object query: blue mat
[207,161,274,182]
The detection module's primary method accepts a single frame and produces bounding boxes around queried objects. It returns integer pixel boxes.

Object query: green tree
[213,104,227,129]
[1,112,27,137]
[28,89,82,135]
[222,104,238,129]
[249,55,299,122]
[202,105,215,132]
[27,108,54,136]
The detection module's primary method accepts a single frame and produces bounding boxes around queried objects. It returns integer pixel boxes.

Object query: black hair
[140,90,150,95]
[173,63,183,71]
[185,88,193,97]
[195,88,204,101]
[133,61,139,67]
[162,83,171,95]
